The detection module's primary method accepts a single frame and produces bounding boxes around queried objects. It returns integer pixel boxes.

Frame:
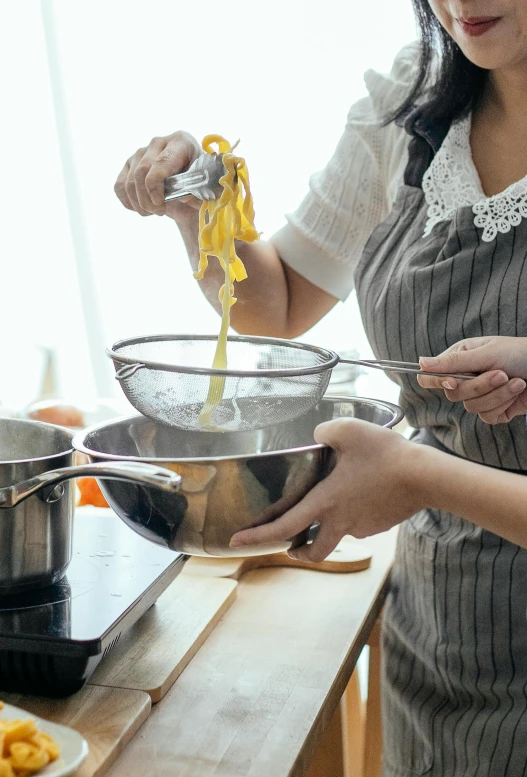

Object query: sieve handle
[338,358,474,380]
[114,363,146,380]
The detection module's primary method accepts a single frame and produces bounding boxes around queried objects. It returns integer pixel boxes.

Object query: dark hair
[390,0,489,130]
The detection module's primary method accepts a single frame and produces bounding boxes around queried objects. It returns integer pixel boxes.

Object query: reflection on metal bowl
[73,397,403,557]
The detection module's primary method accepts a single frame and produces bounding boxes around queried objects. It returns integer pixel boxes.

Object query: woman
[115,2,527,774]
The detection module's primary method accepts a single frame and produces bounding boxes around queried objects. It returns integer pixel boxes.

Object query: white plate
[0,702,89,776]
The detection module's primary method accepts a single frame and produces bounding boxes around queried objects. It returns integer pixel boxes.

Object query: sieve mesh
[108,335,337,432]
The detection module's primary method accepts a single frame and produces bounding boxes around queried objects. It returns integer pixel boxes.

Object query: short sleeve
[270,42,419,301]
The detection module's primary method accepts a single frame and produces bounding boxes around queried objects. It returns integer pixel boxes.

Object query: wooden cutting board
[0,685,151,777]
[88,538,369,704]
[90,573,237,703]
[183,536,372,579]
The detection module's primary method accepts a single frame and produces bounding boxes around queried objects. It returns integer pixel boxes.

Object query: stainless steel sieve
[106,334,472,433]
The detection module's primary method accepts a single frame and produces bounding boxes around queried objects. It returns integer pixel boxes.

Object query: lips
[457,16,500,36]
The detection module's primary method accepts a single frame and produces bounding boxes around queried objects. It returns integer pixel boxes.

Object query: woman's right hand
[418,336,527,424]
[114,131,202,219]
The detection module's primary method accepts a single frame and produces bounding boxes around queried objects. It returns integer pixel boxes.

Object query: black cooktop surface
[0,508,186,696]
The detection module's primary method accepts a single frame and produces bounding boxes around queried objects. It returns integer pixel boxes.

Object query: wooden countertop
[104,529,397,777]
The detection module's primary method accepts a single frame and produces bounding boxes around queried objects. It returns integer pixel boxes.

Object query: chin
[456,41,520,70]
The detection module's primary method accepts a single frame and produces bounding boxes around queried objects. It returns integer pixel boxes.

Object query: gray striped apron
[354,116,527,777]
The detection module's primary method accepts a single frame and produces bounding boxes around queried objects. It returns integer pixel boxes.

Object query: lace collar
[422,115,527,242]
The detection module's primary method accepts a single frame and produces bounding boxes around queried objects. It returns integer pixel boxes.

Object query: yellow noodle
[195,136,259,428]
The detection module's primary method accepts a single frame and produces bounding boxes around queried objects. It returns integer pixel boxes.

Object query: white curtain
[1,0,416,409]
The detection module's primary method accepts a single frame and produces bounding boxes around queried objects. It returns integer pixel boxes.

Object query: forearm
[176,212,337,339]
[408,443,527,548]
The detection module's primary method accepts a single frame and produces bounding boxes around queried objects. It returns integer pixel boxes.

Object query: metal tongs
[348,359,473,380]
[164,153,228,202]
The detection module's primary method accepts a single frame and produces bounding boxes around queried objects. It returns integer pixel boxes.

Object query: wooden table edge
[290,566,392,777]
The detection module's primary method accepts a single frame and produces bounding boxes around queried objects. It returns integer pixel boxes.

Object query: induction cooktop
[0,507,186,697]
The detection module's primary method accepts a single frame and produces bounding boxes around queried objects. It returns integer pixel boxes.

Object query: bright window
[2,0,415,410]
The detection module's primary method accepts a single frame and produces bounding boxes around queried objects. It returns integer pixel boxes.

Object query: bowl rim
[72,397,404,464]
[0,417,74,465]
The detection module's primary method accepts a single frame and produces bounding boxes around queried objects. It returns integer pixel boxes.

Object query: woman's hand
[229,419,425,563]
[418,336,527,424]
[114,131,202,219]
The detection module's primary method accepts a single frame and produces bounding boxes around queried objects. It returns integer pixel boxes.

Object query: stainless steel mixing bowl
[73,397,403,557]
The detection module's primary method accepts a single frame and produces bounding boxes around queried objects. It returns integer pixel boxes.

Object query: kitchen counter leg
[306,697,346,777]
[306,664,366,777]
[341,667,365,777]
[364,618,383,777]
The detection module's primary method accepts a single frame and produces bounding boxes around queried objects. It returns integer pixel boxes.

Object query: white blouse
[422,114,527,242]
[271,43,527,301]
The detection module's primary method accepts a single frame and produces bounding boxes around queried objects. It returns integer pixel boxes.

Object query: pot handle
[0,461,181,509]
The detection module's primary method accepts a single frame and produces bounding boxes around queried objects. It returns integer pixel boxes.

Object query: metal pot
[0,418,181,595]
[73,397,404,557]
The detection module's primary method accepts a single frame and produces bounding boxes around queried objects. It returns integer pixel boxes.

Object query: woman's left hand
[417,336,527,424]
[229,419,424,562]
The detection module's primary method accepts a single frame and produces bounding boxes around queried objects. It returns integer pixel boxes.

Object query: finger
[417,374,456,390]
[114,160,134,211]
[314,417,373,450]
[145,132,201,208]
[134,137,168,214]
[441,371,509,403]
[288,523,341,564]
[230,475,334,549]
[462,377,526,413]
[419,339,495,375]
[478,395,522,425]
[166,194,196,208]
[124,150,152,216]
[482,389,527,424]
[502,390,527,421]
[313,418,351,449]
[229,501,314,549]
[441,337,493,354]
